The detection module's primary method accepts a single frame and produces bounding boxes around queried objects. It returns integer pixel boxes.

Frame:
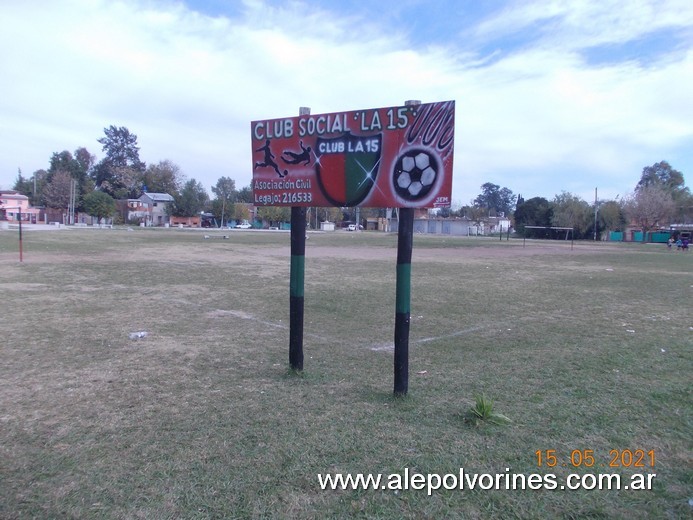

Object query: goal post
[523,226,574,250]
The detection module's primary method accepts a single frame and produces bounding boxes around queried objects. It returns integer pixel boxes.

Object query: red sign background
[251,101,454,208]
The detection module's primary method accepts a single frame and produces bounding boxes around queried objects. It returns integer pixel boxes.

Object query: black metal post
[288,107,310,371]
[18,211,23,262]
[289,209,306,370]
[394,207,414,395]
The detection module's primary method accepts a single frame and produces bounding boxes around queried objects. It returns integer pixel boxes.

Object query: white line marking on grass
[212,309,330,341]
[415,325,488,344]
[216,310,492,352]
[369,325,488,352]
[210,309,286,329]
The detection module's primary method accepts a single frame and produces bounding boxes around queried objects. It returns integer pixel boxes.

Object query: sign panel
[251,101,454,208]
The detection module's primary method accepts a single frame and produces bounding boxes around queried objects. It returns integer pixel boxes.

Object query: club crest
[315,133,382,207]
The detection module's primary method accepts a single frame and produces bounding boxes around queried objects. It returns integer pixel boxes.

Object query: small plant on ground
[469,394,512,426]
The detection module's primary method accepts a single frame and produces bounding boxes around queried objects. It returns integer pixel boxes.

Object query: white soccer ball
[393,149,439,200]
[397,171,412,189]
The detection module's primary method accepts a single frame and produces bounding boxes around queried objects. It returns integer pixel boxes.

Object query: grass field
[0,227,691,519]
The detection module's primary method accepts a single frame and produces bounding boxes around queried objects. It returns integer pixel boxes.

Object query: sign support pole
[18,211,23,263]
[393,99,420,396]
[394,206,414,395]
[4,206,23,262]
[289,107,311,371]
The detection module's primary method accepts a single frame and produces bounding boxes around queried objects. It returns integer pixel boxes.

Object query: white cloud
[470,0,693,50]
[0,0,691,206]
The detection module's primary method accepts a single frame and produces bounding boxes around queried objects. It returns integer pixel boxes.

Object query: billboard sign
[251,101,454,208]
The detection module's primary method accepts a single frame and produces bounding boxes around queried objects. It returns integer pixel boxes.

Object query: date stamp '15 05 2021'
[535,449,656,469]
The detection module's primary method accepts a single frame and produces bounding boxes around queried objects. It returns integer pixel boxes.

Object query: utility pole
[594,187,598,241]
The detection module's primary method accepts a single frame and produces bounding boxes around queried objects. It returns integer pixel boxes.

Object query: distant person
[682,238,689,252]
[675,238,683,251]
[667,237,674,250]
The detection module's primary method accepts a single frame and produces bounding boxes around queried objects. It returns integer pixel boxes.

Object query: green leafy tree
[211,176,237,227]
[141,160,183,195]
[29,170,49,206]
[83,191,116,221]
[551,192,592,238]
[473,182,516,216]
[74,147,96,180]
[514,196,552,237]
[257,206,290,226]
[637,161,685,193]
[49,149,93,182]
[97,126,146,171]
[233,203,251,223]
[92,126,146,198]
[598,200,626,234]
[12,170,33,198]
[636,161,691,225]
[237,185,253,203]
[310,206,343,225]
[171,179,209,217]
[674,191,693,224]
[47,148,95,210]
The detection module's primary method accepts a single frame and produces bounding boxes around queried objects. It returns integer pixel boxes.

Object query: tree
[48,148,95,210]
[635,161,693,214]
[514,196,552,237]
[460,204,488,234]
[473,182,516,216]
[49,150,86,180]
[92,126,146,198]
[97,126,146,171]
[624,185,676,241]
[637,161,685,193]
[29,169,49,206]
[83,191,116,221]
[171,179,209,217]
[257,206,290,226]
[674,190,693,224]
[637,160,691,223]
[598,200,626,234]
[311,206,343,225]
[42,170,73,210]
[12,169,33,198]
[237,185,253,203]
[551,192,592,238]
[233,203,251,223]
[211,176,237,228]
[73,147,96,182]
[141,160,183,195]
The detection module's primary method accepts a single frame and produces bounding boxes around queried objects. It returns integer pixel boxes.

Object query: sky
[1,0,692,206]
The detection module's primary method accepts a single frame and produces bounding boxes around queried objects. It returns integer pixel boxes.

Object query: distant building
[169,215,201,227]
[0,190,42,223]
[388,210,511,236]
[125,192,173,226]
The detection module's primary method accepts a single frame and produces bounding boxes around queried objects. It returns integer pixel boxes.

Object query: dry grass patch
[0,228,690,519]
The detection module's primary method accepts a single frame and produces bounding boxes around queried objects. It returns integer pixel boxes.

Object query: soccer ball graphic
[393,149,439,201]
